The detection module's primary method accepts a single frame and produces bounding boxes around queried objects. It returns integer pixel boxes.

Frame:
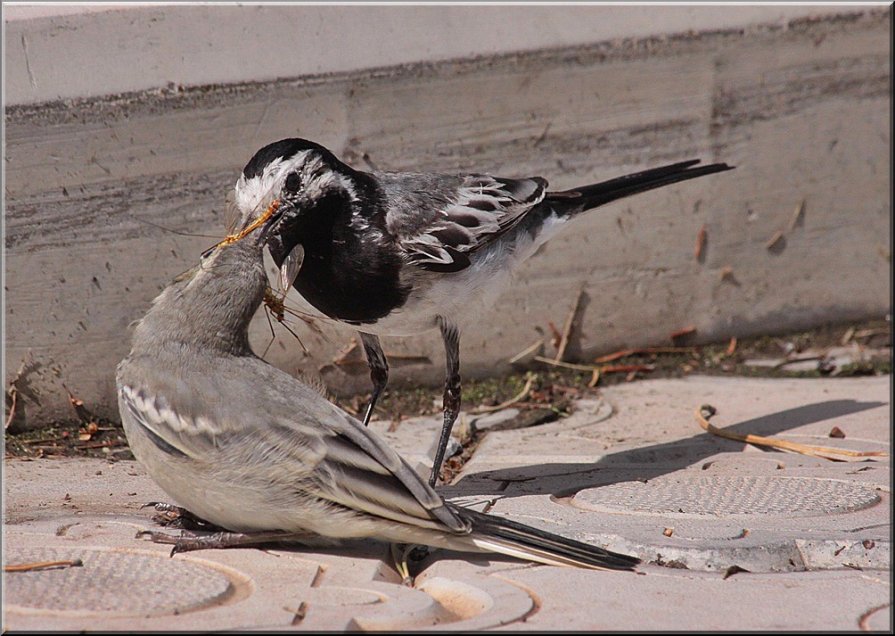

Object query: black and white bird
[236,138,733,486]
[118,224,641,571]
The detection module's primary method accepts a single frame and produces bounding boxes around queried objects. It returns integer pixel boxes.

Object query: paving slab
[3,375,891,630]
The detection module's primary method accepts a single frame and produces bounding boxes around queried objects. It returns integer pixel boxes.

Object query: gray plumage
[116,231,639,570]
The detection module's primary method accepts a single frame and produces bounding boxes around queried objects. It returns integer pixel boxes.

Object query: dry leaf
[723,565,750,580]
[789,199,806,232]
[670,326,697,344]
[726,337,738,356]
[695,223,707,262]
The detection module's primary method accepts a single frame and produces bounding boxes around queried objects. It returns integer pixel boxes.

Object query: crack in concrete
[20,33,37,90]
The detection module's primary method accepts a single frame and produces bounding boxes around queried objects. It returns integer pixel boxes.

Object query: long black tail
[456,506,640,571]
[548,159,734,215]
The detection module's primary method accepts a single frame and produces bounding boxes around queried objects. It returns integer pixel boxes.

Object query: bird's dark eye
[284,172,302,193]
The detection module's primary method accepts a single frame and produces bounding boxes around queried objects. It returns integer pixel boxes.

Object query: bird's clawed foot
[135,528,300,556]
[391,543,433,586]
[141,501,223,531]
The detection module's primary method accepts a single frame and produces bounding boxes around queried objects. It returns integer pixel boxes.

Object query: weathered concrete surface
[3,375,890,630]
[3,4,860,106]
[4,7,891,427]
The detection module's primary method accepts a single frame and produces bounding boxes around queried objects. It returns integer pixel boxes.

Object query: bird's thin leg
[430,317,461,487]
[359,332,389,427]
[136,528,306,556]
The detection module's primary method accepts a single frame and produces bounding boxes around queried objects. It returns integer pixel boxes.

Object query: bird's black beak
[261,199,305,264]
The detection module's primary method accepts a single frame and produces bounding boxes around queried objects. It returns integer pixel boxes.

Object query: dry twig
[508,339,545,365]
[695,405,887,461]
[533,356,601,372]
[788,199,806,232]
[5,559,83,573]
[547,322,562,349]
[23,437,64,445]
[858,603,890,631]
[853,327,889,340]
[79,440,127,450]
[772,355,824,370]
[469,373,536,415]
[601,364,655,374]
[594,347,696,364]
[554,286,586,363]
[765,230,785,251]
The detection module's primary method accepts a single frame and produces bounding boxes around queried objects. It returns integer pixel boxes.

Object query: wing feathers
[402,174,548,271]
[320,460,456,532]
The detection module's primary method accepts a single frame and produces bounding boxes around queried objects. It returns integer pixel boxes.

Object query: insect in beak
[202,200,283,258]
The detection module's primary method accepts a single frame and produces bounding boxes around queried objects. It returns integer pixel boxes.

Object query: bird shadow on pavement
[440,398,889,501]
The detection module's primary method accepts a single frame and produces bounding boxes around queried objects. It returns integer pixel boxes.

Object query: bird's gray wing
[118,365,469,534]
[265,409,470,533]
[376,172,549,273]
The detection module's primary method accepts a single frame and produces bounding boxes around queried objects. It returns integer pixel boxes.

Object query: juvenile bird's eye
[284,172,302,193]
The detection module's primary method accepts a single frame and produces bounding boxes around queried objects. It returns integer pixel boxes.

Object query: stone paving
[3,375,891,631]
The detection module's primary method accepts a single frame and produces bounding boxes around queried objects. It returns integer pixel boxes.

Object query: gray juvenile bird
[116,223,640,571]
[235,138,733,486]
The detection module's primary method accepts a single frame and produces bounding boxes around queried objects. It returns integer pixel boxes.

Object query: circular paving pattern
[572,475,881,517]
[4,547,234,616]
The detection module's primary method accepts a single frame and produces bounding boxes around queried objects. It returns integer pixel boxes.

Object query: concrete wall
[3,5,891,429]
[3,4,866,105]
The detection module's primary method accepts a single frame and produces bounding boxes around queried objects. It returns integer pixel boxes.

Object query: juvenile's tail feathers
[457,507,640,571]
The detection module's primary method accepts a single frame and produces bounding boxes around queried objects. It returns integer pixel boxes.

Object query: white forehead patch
[234,150,358,225]
[234,153,308,220]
